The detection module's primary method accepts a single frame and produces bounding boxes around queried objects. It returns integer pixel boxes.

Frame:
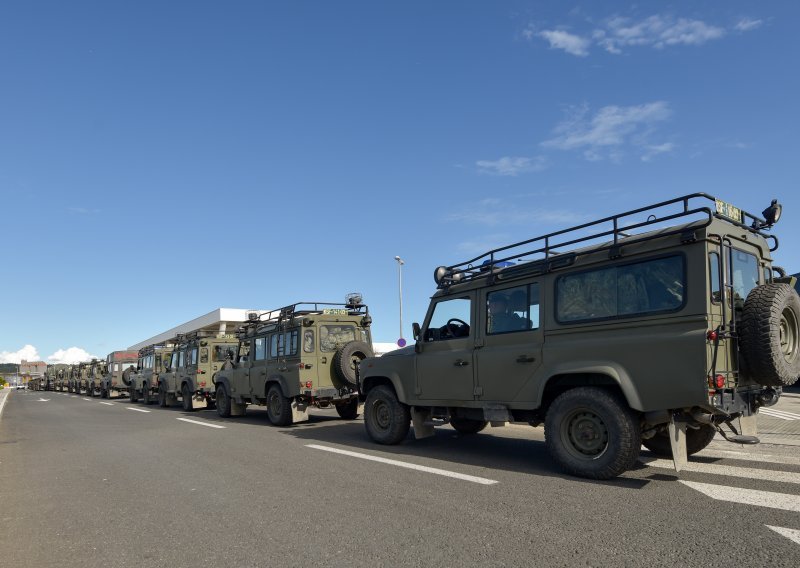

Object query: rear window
[556,255,685,323]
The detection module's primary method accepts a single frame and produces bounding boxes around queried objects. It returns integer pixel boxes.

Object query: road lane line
[0,390,10,421]
[126,407,151,413]
[699,449,800,466]
[642,458,800,485]
[766,526,800,545]
[680,481,800,513]
[99,402,114,406]
[176,418,226,429]
[760,408,800,420]
[82,398,92,401]
[306,444,498,485]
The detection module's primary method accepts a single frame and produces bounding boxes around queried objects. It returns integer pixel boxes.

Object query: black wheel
[142,385,151,406]
[642,424,717,457]
[335,398,359,420]
[332,341,374,388]
[181,384,194,412]
[158,385,168,408]
[450,417,488,435]
[129,385,138,403]
[216,386,231,418]
[100,386,107,399]
[740,283,800,387]
[364,385,410,445]
[266,384,292,426]
[545,387,641,480]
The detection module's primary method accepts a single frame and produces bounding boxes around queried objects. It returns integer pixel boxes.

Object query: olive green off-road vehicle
[213,297,374,425]
[127,345,172,405]
[100,350,138,398]
[359,194,799,479]
[85,359,107,397]
[52,364,70,391]
[157,333,238,410]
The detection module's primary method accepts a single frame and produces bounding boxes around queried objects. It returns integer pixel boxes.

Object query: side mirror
[412,322,421,341]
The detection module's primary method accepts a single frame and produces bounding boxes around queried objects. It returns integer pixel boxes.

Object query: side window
[729,249,759,306]
[557,255,685,323]
[285,330,298,356]
[254,337,266,361]
[190,348,198,366]
[170,352,179,369]
[424,297,471,341]
[303,330,315,353]
[709,252,721,303]
[200,347,209,364]
[487,284,539,335]
[155,355,162,373]
[178,351,185,368]
[238,341,251,363]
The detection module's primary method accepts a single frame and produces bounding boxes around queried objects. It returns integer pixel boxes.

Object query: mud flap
[411,407,435,439]
[738,413,758,437]
[668,418,688,473]
[231,401,247,416]
[291,400,309,423]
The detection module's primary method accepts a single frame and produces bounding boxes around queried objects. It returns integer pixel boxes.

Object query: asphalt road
[1,389,799,567]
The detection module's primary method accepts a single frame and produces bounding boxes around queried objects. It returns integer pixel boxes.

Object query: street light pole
[394,256,405,345]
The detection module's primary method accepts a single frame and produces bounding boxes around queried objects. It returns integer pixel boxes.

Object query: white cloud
[735,18,763,32]
[476,155,548,176]
[0,344,40,364]
[542,101,672,161]
[537,30,591,57]
[47,347,100,364]
[641,142,676,162]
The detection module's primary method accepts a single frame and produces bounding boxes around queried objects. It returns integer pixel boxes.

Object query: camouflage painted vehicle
[127,345,172,405]
[359,194,799,479]
[214,297,374,425]
[100,350,138,398]
[158,333,239,410]
[85,359,107,397]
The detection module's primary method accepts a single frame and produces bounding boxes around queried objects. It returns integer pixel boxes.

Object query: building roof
[128,308,266,351]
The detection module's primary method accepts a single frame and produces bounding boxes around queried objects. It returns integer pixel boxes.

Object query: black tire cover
[332,340,374,388]
[740,283,800,387]
[121,367,135,386]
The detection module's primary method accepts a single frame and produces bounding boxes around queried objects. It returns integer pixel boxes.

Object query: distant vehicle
[16,384,24,390]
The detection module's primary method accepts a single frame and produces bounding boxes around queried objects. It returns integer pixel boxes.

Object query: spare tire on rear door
[739,283,800,387]
[332,341,374,388]
[121,366,135,386]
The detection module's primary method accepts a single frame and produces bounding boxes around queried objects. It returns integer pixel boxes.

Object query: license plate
[715,199,743,223]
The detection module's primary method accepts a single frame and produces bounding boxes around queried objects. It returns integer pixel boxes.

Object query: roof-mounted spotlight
[753,199,782,230]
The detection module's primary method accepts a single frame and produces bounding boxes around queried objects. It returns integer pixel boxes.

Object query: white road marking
[306,444,499,485]
[99,402,114,406]
[0,391,10,421]
[126,407,151,413]
[700,448,800,466]
[37,398,50,402]
[680,481,800,513]
[176,418,226,429]
[760,408,800,420]
[642,458,800,485]
[766,525,800,545]
[82,398,92,401]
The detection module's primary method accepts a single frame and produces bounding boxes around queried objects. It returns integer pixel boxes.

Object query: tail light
[305,381,313,388]
[706,330,718,341]
[708,374,726,389]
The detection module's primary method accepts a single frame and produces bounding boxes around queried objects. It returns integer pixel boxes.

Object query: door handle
[516,356,536,363]
[454,360,469,367]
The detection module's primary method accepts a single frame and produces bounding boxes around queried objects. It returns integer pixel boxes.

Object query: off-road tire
[364,385,410,445]
[332,341,374,388]
[266,384,292,426]
[181,385,194,412]
[121,367,134,387]
[450,417,488,435]
[641,424,716,457]
[216,386,231,418]
[158,385,168,408]
[129,386,138,403]
[142,385,151,406]
[335,398,359,420]
[545,387,641,480]
[740,283,800,387]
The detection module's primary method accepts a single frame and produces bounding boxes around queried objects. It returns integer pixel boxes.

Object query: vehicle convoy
[358,194,800,479]
[157,333,239,410]
[213,297,374,425]
[127,345,172,404]
[100,350,138,398]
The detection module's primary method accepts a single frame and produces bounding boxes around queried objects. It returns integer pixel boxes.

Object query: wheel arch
[361,374,408,403]
[265,375,291,399]
[538,365,643,412]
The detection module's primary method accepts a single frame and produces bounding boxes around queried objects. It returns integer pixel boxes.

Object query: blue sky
[1,1,798,363]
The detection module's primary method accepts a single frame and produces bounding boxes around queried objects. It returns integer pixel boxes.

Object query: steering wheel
[446,318,469,337]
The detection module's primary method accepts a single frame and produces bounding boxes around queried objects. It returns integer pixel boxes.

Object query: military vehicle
[358,194,799,479]
[85,359,107,397]
[214,296,374,425]
[100,350,138,398]
[52,364,70,392]
[43,366,55,391]
[127,345,172,405]
[67,365,79,393]
[157,333,239,410]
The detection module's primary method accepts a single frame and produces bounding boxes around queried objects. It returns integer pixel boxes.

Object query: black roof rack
[237,301,369,335]
[436,193,779,289]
